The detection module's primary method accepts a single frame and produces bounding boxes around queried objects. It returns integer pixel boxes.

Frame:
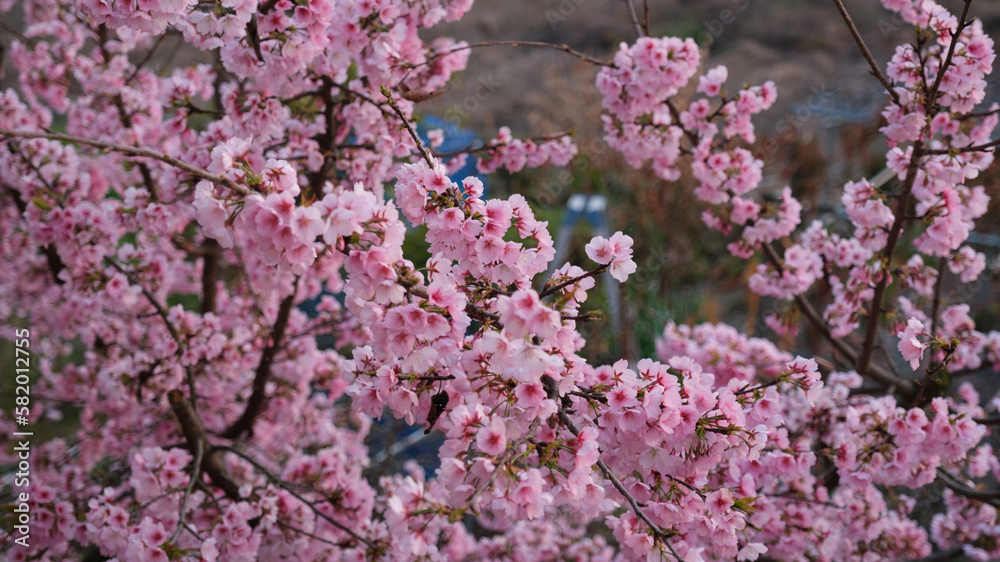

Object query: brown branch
[467,417,542,510]
[760,243,915,398]
[937,468,1000,507]
[403,41,612,78]
[221,289,297,439]
[167,436,203,543]
[112,95,159,200]
[219,446,376,549]
[168,390,242,501]
[557,407,681,560]
[124,33,168,85]
[829,0,900,105]
[642,0,650,36]
[930,255,946,336]
[200,239,221,315]
[0,129,250,195]
[625,0,644,37]
[927,1,974,104]
[307,77,337,200]
[540,264,607,298]
[3,184,64,284]
[257,0,281,14]
[958,106,1000,121]
[855,140,924,382]
[407,284,499,324]
[925,137,1000,155]
[666,98,701,148]
[857,7,976,380]
[380,86,434,167]
[974,414,1000,426]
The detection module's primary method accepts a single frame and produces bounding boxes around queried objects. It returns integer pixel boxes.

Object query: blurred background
[416,0,1000,367]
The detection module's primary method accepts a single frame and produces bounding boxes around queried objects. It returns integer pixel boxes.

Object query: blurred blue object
[416,115,489,197]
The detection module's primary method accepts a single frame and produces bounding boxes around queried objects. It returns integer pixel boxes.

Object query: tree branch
[381,86,434,167]
[402,40,612,78]
[927,1,974,103]
[200,239,221,315]
[925,137,1000,155]
[407,284,500,324]
[168,390,242,500]
[467,417,542,511]
[625,0,644,37]
[221,289,297,438]
[557,407,681,560]
[829,0,900,105]
[2,184,64,284]
[855,140,924,381]
[0,129,250,195]
[760,243,915,398]
[219,446,376,550]
[168,436,203,543]
[936,468,1000,506]
[540,264,607,298]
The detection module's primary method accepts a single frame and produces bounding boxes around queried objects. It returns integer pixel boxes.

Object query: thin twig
[330,81,393,120]
[401,40,611,79]
[168,390,242,500]
[855,139,924,381]
[219,446,376,549]
[927,1,974,103]
[124,32,169,85]
[221,284,298,439]
[540,264,607,298]
[925,137,1000,155]
[435,130,574,159]
[467,417,542,510]
[168,438,203,543]
[829,0,900,105]
[107,259,181,346]
[380,87,434,167]
[0,129,250,195]
[760,243,915,398]
[930,255,946,336]
[625,0,644,37]
[557,407,682,560]
[275,520,351,549]
[936,468,1000,506]
[407,285,500,324]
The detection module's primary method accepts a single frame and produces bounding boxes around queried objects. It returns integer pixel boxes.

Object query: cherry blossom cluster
[474,126,578,174]
[658,324,992,560]
[3,0,1000,560]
